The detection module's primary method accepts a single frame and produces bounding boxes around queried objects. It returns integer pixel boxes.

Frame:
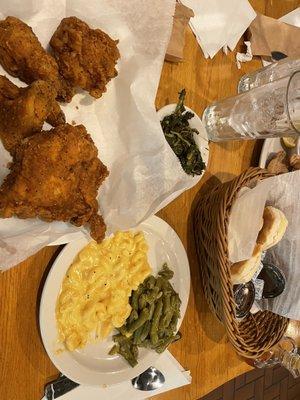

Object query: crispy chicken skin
[0,76,65,154]
[0,16,74,102]
[0,124,108,242]
[0,74,19,100]
[50,16,120,98]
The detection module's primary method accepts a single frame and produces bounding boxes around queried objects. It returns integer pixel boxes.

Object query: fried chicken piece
[266,151,289,174]
[0,16,74,102]
[50,16,120,98]
[0,76,65,154]
[0,74,19,100]
[0,75,65,127]
[0,124,108,242]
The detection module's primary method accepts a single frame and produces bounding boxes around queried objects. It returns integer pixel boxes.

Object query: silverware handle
[45,375,79,399]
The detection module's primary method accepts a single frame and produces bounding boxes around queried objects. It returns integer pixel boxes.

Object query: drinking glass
[203,71,300,142]
[254,337,300,378]
[238,58,300,93]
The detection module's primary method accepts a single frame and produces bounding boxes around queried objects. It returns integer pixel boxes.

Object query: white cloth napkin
[42,351,191,400]
[180,0,256,58]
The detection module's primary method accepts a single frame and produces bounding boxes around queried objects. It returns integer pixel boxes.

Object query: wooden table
[1,1,299,399]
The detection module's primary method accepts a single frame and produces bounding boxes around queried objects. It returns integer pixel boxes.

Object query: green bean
[118,342,138,367]
[170,294,177,308]
[145,275,156,289]
[163,292,171,314]
[140,320,151,342]
[160,312,173,330]
[117,326,128,337]
[138,293,147,309]
[169,313,179,333]
[158,263,174,280]
[108,344,119,355]
[156,291,163,302]
[127,309,139,325]
[132,343,138,359]
[155,332,181,354]
[131,286,142,310]
[148,302,155,320]
[158,330,165,339]
[150,298,163,345]
[155,276,165,290]
[126,308,150,335]
[113,333,129,344]
[163,281,173,293]
[139,288,160,308]
[160,293,178,329]
[140,338,152,348]
[160,293,171,328]
[133,324,144,345]
[148,286,161,302]
[174,293,182,308]
[109,341,138,367]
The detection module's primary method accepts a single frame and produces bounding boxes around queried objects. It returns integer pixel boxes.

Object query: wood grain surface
[0,1,299,399]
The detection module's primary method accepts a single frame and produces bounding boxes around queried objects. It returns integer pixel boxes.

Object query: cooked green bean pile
[109,263,181,367]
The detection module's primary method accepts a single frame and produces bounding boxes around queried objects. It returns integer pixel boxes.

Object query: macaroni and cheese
[56,231,151,351]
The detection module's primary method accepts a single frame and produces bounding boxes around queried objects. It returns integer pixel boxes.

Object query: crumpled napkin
[165,2,194,62]
[236,7,300,68]
[249,13,300,59]
[180,0,256,58]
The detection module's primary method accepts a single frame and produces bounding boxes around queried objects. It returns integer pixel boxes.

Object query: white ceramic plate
[259,138,299,169]
[39,215,190,386]
[157,104,209,178]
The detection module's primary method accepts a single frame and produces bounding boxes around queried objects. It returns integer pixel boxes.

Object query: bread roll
[257,206,288,250]
[231,244,263,284]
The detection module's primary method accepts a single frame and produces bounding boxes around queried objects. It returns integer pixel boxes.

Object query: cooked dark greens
[161,89,205,176]
[109,263,181,367]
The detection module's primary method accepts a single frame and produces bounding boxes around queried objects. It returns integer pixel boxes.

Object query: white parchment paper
[228,171,300,320]
[0,0,207,270]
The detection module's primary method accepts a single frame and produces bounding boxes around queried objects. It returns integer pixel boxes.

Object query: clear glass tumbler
[203,71,300,142]
[254,336,300,378]
[238,58,300,93]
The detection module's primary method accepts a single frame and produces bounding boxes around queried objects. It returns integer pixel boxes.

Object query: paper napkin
[249,13,300,59]
[165,2,194,62]
[180,0,256,58]
[236,7,300,68]
[42,351,191,400]
[262,7,300,67]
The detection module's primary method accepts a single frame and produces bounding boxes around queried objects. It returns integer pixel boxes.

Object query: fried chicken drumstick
[0,76,65,154]
[0,124,108,242]
[0,16,74,102]
[50,16,120,98]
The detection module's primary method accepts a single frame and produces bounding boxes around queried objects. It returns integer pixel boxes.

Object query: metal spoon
[131,366,165,391]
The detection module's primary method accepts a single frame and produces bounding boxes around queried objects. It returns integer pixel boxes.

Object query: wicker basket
[193,167,289,359]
